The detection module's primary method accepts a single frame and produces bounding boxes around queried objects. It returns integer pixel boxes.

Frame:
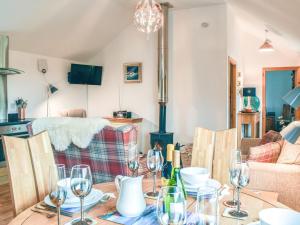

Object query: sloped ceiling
[0,0,224,61]
[228,0,300,53]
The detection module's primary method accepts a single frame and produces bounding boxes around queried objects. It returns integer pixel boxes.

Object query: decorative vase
[18,108,25,120]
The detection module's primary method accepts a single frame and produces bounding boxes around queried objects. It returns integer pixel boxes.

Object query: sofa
[28,123,148,184]
[241,137,300,211]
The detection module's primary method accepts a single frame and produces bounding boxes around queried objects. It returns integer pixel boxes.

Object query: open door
[229,57,237,128]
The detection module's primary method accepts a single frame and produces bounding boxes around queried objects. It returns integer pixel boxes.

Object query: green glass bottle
[161,144,174,186]
[168,150,187,199]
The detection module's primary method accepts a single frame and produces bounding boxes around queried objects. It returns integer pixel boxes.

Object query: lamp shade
[281,121,300,144]
[243,87,256,97]
[282,87,300,108]
[259,39,274,52]
[48,84,58,94]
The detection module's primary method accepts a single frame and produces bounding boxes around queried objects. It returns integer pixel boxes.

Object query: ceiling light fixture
[259,29,275,52]
[134,0,163,34]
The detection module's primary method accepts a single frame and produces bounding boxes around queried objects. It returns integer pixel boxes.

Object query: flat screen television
[68,64,103,85]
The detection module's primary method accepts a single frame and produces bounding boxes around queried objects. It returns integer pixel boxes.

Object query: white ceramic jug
[115,175,146,217]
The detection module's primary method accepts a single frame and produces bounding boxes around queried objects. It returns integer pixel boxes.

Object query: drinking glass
[224,149,241,207]
[156,186,186,225]
[146,147,163,197]
[128,144,140,177]
[196,186,218,225]
[70,164,93,225]
[228,160,250,218]
[49,164,67,225]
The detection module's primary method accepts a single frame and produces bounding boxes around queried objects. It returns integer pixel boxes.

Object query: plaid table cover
[27,124,149,184]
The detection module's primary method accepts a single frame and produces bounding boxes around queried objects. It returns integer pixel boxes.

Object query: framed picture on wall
[123,63,142,83]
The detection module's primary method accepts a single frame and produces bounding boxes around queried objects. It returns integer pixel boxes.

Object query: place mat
[99,205,199,225]
[64,216,97,225]
[41,201,99,216]
[222,207,248,220]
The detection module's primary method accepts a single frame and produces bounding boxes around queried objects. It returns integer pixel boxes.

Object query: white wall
[169,5,228,142]
[89,4,228,143]
[88,26,158,124]
[7,50,87,118]
[227,12,300,135]
[241,31,300,94]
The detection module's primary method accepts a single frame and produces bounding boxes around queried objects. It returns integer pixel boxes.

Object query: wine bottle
[161,144,174,186]
[168,150,187,199]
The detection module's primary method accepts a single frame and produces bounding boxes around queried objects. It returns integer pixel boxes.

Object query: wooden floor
[0,183,13,225]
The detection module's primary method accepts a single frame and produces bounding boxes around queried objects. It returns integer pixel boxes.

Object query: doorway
[262,67,300,134]
[229,57,237,128]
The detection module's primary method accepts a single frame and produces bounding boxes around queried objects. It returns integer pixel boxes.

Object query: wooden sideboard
[237,112,260,146]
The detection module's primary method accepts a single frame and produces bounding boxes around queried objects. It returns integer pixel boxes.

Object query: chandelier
[134,0,163,34]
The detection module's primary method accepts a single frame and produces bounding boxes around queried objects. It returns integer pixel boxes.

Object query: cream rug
[31,117,110,151]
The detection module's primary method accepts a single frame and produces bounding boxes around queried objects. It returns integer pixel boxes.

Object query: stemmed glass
[128,144,140,177]
[146,146,163,198]
[228,158,250,218]
[49,164,67,225]
[70,164,93,225]
[224,149,241,207]
[156,186,186,225]
[196,186,218,225]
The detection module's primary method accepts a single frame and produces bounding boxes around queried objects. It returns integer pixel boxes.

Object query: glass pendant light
[259,29,275,52]
[134,0,163,34]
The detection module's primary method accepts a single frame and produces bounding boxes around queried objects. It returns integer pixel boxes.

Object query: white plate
[259,208,300,225]
[44,189,103,209]
[184,179,221,193]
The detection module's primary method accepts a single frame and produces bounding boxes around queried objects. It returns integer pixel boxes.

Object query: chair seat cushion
[260,130,282,145]
[277,140,300,165]
[249,141,283,163]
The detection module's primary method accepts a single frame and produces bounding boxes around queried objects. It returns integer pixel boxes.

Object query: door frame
[262,66,300,134]
[228,57,237,128]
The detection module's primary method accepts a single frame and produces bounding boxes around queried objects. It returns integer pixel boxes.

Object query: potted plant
[15,97,28,120]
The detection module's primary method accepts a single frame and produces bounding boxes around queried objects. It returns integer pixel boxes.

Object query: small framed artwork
[123,63,142,83]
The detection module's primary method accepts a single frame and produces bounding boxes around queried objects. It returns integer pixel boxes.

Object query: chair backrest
[28,131,55,201]
[213,128,237,185]
[2,136,38,216]
[191,127,215,175]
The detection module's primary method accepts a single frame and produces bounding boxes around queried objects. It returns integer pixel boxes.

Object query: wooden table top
[8,179,288,225]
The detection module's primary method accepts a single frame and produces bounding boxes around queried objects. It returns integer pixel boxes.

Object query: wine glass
[196,186,218,225]
[146,146,163,198]
[128,144,140,177]
[224,149,241,207]
[156,186,186,225]
[49,164,67,225]
[70,164,93,225]
[228,160,250,218]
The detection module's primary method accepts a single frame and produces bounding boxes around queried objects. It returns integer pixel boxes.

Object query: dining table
[8,178,289,225]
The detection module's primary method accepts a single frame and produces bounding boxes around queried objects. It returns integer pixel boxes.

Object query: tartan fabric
[27,124,149,184]
[260,130,282,145]
[249,140,283,163]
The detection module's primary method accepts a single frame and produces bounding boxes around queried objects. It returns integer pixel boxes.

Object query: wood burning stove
[150,3,173,160]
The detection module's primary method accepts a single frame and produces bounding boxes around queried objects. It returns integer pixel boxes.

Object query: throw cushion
[260,130,282,145]
[277,140,300,165]
[249,141,283,163]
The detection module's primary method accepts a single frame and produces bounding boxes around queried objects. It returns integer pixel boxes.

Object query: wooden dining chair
[212,128,237,185]
[2,136,38,216]
[28,131,56,201]
[191,127,215,175]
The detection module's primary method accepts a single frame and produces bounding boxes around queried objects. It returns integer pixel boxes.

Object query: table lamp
[242,87,260,112]
[282,87,300,143]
